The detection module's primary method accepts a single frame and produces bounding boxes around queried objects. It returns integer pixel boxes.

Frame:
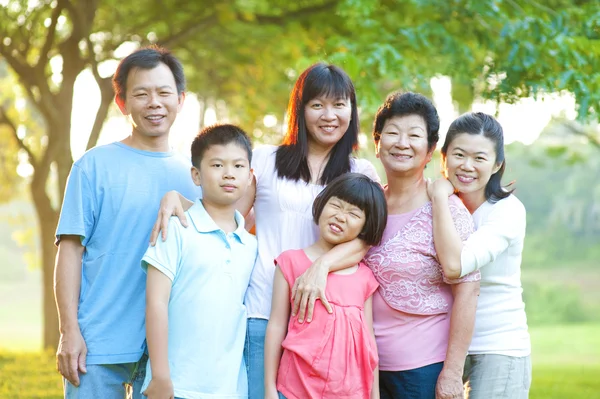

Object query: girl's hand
[426,178,455,201]
[143,376,174,399]
[150,191,189,245]
[265,386,280,399]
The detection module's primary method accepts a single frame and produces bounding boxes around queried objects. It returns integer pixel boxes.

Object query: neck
[306,143,332,183]
[384,171,429,213]
[122,132,170,152]
[459,191,487,214]
[201,199,238,233]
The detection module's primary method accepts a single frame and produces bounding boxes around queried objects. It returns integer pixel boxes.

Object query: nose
[147,93,162,108]
[322,105,335,120]
[394,133,410,149]
[461,157,474,171]
[333,212,345,223]
[223,165,235,179]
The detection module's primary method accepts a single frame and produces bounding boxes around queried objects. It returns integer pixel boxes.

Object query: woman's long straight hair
[275,63,359,185]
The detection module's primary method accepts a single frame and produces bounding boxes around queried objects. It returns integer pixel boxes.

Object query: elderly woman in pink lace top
[364,92,480,399]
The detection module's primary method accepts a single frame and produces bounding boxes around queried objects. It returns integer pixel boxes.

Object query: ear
[115,95,128,116]
[426,143,437,163]
[191,166,202,186]
[375,140,381,158]
[247,168,254,187]
[492,161,502,175]
[177,92,186,113]
[441,154,448,178]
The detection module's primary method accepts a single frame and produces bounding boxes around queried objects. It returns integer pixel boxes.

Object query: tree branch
[563,121,600,150]
[0,105,38,168]
[38,2,65,71]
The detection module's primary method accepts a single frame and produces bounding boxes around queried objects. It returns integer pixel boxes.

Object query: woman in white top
[151,63,379,399]
[428,112,531,399]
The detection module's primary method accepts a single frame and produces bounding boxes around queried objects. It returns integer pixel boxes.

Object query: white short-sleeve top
[244,145,380,319]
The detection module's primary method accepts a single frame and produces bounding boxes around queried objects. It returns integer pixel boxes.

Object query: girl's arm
[264,267,291,399]
[144,266,174,399]
[292,238,369,323]
[435,281,479,399]
[428,179,463,279]
[150,177,257,245]
[364,296,380,399]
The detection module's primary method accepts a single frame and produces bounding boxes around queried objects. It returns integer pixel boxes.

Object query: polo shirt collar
[187,199,250,244]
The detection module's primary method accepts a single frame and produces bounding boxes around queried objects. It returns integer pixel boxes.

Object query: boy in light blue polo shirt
[141,124,257,399]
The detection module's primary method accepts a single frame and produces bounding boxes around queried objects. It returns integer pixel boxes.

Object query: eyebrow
[208,157,248,162]
[453,146,489,155]
[131,85,174,92]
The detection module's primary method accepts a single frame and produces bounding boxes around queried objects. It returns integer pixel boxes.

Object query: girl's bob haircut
[312,173,388,246]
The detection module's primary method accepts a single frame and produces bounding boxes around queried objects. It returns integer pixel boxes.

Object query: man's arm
[54,235,86,387]
[143,266,174,399]
[436,281,479,399]
[291,238,369,323]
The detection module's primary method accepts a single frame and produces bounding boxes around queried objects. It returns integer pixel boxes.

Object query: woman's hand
[150,191,191,245]
[291,257,332,323]
[435,367,464,399]
[426,178,455,201]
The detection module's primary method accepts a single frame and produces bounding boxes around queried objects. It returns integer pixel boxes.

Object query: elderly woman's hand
[435,367,464,399]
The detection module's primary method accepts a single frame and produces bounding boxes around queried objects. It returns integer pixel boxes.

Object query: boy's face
[116,62,184,140]
[191,142,253,207]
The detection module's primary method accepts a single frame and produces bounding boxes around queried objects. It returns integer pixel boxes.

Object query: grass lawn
[1,324,599,398]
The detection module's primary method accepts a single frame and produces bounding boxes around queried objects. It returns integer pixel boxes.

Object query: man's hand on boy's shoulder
[143,376,174,399]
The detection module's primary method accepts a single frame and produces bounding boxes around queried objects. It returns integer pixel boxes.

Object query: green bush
[523,281,597,325]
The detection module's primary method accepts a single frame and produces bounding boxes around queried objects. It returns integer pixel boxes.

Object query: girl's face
[318,196,366,245]
[304,95,352,151]
[376,114,434,176]
[444,133,501,202]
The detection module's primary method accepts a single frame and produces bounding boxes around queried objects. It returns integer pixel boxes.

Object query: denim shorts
[64,353,147,399]
[463,354,531,399]
[244,318,268,399]
[379,362,444,399]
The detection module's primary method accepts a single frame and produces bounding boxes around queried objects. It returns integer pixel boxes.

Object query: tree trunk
[40,209,60,349]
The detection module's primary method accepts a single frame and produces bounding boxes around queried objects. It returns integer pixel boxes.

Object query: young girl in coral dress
[264,173,387,399]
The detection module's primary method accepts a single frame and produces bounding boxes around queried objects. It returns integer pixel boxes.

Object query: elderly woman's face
[376,114,434,175]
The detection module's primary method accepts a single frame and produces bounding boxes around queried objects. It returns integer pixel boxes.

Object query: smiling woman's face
[376,114,433,176]
[444,133,501,204]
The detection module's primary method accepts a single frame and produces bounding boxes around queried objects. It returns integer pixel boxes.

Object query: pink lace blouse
[364,195,480,371]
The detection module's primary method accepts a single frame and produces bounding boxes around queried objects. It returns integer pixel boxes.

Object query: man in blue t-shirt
[54,46,200,399]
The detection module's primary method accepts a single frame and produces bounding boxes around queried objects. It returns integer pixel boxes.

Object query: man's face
[117,62,184,139]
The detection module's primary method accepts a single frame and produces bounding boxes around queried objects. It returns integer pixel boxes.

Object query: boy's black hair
[190,124,252,168]
[312,173,388,246]
[113,45,185,102]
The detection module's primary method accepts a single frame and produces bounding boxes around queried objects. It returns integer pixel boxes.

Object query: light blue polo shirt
[55,142,201,365]
[141,199,257,399]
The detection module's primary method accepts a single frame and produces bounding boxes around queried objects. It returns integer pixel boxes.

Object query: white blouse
[461,194,531,356]
[244,145,380,319]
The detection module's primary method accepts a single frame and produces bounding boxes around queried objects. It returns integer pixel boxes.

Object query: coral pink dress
[275,249,379,399]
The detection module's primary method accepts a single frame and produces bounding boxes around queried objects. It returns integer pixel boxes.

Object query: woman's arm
[150,191,194,245]
[364,296,380,399]
[428,179,463,279]
[435,281,479,399]
[264,267,291,399]
[291,238,369,323]
[144,266,174,399]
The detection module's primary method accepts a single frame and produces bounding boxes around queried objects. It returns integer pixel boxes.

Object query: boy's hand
[143,376,174,399]
[150,191,188,245]
[56,328,87,387]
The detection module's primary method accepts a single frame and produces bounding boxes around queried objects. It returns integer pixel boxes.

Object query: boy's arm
[264,267,291,399]
[364,296,380,399]
[292,238,369,323]
[436,281,479,399]
[144,266,174,399]
[54,235,86,387]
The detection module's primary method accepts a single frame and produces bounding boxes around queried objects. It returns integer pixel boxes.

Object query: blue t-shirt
[55,142,201,365]
[141,200,257,398]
